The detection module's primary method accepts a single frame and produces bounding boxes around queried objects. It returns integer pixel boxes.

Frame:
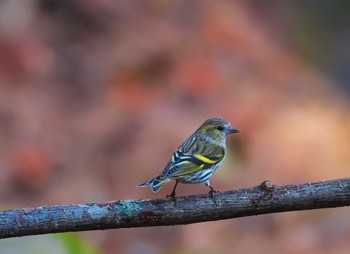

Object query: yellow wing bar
[194,154,220,164]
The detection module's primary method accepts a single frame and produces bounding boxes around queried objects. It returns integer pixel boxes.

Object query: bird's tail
[137,177,171,192]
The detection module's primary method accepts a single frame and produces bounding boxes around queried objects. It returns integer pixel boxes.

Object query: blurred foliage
[58,233,100,254]
[0,233,99,254]
[247,0,350,94]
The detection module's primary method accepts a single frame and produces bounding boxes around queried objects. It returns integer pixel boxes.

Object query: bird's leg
[208,185,220,206]
[166,181,179,199]
[207,184,219,198]
[209,185,218,193]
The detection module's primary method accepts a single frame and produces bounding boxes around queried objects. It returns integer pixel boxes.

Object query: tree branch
[1,178,349,239]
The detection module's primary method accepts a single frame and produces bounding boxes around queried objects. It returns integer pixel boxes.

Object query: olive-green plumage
[138,117,239,196]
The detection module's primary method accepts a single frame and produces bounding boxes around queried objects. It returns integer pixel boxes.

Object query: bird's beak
[228,126,240,134]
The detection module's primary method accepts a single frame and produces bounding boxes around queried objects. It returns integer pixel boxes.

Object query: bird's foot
[208,187,219,198]
[166,191,177,200]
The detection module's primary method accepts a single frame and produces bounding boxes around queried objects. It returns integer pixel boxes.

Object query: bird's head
[197,117,239,141]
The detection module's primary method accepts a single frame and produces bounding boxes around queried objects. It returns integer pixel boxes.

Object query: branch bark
[1,178,349,239]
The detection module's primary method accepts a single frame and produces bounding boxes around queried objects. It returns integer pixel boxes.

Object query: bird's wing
[163,136,225,178]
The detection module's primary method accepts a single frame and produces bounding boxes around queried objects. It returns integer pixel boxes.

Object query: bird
[137,117,239,197]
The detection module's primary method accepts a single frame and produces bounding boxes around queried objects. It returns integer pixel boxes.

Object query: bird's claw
[166,192,177,200]
[208,187,219,198]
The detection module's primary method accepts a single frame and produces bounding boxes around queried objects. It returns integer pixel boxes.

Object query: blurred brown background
[0,1,349,253]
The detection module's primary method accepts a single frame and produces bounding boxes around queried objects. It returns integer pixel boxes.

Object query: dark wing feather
[159,134,225,178]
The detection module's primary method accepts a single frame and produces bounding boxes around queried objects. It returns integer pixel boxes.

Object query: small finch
[137,117,239,197]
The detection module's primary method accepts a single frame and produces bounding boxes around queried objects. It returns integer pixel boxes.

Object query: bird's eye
[217,126,224,131]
